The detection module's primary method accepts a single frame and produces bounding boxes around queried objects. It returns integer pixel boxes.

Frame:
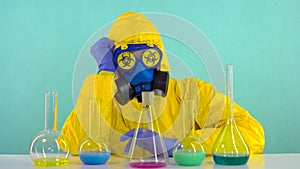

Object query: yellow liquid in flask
[33,158,69,166]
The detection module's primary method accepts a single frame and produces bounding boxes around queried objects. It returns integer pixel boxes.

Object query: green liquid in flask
[213,153,249,166]
[173,150,205,166]
[33,158,69,166]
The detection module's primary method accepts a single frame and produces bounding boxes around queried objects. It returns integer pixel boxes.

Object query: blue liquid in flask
[79,150,111,165]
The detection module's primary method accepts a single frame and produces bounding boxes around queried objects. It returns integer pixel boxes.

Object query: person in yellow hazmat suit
[62,12,265,157]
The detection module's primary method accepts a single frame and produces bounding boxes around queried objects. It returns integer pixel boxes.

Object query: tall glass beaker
[78,99,111,165]
[29,91,70,166]
[128,91,168,168]
[212,64,250,165]
[172,100,206,166]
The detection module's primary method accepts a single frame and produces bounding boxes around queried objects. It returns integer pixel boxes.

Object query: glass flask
[212,64,250,165]
[128,91,168,168]
[172,100,206,166]
[78,99,111,165]
[29,91,70,167]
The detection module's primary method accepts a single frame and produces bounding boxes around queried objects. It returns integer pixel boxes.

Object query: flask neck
[88,99,101,138]
[182,100,195,137]
[143,104,153,129]
[44,91,58,131]
[226,95,234,121]
[225,64,234,121]
[142,91,154,125]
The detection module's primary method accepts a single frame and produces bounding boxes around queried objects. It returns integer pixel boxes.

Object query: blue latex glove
[90,37,115,72]
[120,128,177,157]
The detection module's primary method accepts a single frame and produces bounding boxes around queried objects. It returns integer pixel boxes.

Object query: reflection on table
[0,154,300,169]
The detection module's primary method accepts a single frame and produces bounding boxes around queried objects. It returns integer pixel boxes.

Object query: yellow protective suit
[62,12,265,156]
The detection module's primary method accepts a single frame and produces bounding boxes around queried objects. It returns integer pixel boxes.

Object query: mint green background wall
[1,0,299,154]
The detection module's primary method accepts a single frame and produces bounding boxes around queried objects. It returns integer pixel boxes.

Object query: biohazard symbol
[142,49,161,67]
[117,52,136,70]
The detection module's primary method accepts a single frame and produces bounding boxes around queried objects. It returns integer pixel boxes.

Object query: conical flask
[79,99,111,165]
[212,64,250,165]
[29,91,70,166]
[173,100,206,166]
[128,91,168,168]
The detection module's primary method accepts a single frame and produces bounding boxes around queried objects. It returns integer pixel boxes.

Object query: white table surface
[0,154,299,169]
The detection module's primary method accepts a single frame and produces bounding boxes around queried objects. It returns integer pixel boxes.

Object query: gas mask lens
[116,52,136,70]
[114,44,162,71]
[142,49,161,68]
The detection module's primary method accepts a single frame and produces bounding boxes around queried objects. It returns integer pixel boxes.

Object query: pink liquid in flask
[129,161,167,168]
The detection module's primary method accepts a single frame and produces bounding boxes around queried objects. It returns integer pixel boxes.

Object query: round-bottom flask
[172,100,205,166]
[29,91,70,167]
[173,136,205,166]
[78,99,111,165]
[30,131,70,166]
[79,137,111,165]
[212,64,250,166]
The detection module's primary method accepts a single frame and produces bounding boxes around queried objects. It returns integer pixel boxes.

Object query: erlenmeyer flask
[212,64,250,165]
[79,99,111,165]
[128,91,168,168]
[29,91,70,166]
[173,100,206,166]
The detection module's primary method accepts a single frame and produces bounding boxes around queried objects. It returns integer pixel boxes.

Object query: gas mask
[113,44,169,105]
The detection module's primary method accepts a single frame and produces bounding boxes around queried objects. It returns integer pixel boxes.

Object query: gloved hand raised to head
[90,37,115,72]
[120,128,177,157]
